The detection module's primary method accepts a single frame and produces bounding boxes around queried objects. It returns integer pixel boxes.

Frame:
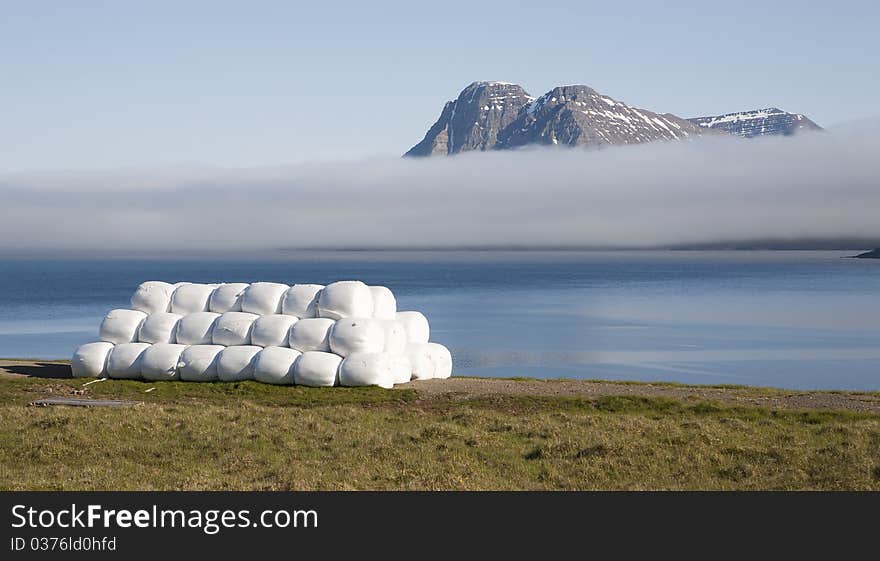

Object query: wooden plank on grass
[30,397,143,408]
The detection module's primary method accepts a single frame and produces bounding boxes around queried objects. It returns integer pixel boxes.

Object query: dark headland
[850,249,880,259]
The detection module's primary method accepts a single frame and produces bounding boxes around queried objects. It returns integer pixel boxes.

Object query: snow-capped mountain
[496,85,701,149]
[405,82,822,156]
[687,108,822,137]
[405,82,533,156]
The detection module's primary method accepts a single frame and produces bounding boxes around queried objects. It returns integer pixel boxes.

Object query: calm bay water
[0,251,878,390]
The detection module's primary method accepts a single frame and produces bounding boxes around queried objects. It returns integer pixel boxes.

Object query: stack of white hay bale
[71,280,451,388]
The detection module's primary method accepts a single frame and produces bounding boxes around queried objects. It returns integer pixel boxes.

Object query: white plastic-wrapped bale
[137,312,183,344]
[251,315,299,347]
[241,282,289,315]
[71,342,114,378]
[211,312,259,346]
[175,312,221,345]
[170,283,217,314]
[288,318,335,352]
[426,342,453,379]
[389,354,413,385]
[377,319,407,355]
[329,318,386,357]
[338,352,395,389]
[99,309,147,344]
[293,351,342,387]
[141,343,188,381]
[130,281,175,314]
[316,280,374,320]
[216,346,262,382]
[106,342,151,379]
[369,286,397,320]
[209,283,249,313]
[281,284,324,318]
[253,346,301,385]
[396,311,430,344]
[178,345,224,382]
[404,342,436,380]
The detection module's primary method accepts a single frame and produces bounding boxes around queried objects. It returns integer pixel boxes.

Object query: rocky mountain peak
[496,84,702,150]
[688,108,822,137]
[404,81,533,157]
[522,85,601,115]
[405,83,823,156]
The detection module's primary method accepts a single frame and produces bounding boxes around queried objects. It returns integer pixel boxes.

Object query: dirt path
[3,359,879,412]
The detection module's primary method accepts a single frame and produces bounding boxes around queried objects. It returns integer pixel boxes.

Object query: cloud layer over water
[1,131,878,251]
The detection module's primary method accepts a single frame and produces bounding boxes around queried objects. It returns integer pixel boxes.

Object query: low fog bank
[1,131,878,252]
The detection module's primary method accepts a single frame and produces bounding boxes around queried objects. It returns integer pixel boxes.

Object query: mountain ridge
[688,108,822,137]
[495,84,702,149]
[405,81,822,156]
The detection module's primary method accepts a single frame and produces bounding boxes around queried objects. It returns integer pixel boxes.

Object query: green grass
[0,374,417,408]
[1,375,879,490]
[452,374,880,397]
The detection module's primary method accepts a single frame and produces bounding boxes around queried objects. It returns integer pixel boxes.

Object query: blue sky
[2,0,877,171]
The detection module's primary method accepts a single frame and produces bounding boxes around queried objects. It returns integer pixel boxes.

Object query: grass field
[1,370,879,490]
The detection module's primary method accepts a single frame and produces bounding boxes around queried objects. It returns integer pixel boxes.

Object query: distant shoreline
[3,246,879,260]
[281,238,880,251]
[847,248,880,259]
[276,245,880,253]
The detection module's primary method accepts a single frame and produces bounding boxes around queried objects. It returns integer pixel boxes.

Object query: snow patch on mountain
[688,108,822,138]
[405,83,822,156]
